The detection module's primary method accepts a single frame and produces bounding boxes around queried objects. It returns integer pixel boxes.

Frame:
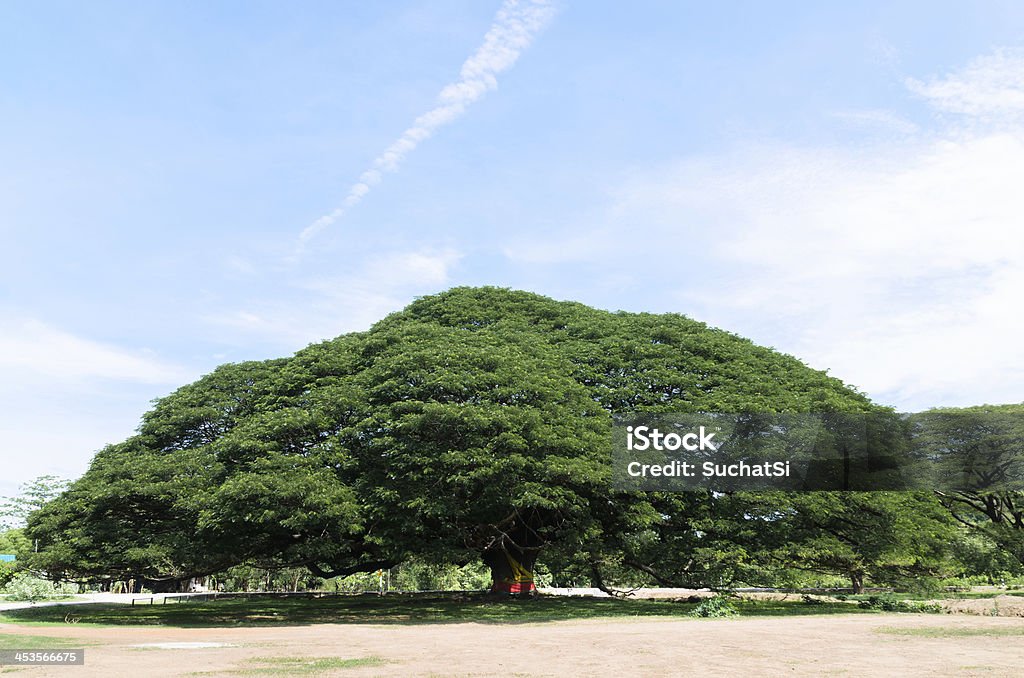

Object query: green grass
[0,634,85,650]
[0,595,76,603]
[732,598,872,617]
[876,625,1024,638]
[211,656,385,676]
[0,593,702,626]
[849,590,1024,602]
[0,592,881,628]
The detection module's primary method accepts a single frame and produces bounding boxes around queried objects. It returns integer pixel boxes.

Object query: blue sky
[3,0,1024,497]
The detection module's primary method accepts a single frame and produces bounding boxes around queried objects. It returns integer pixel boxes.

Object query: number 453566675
[0,650,84,665]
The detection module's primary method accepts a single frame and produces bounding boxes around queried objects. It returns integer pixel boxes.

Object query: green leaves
[913,404,1024,568]
[1,475,69,530]
[25,287,905,590]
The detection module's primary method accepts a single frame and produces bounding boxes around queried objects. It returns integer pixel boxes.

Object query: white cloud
[675,134,1024,409]
[358,248,461,288]
[907,49,1024,118]
[0,415,127,499]
[295,0,556,253]
[0,317,190,384]
[224,254,256,276]
[632,134,1024,409]
[503,49,1024,411]
[0,318,193,492]
[210,248,463,349]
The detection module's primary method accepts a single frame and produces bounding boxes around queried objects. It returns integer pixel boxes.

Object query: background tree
[1,476,68,589]
[0,529,30,588]
[1,475,69,530]
[913,404,1024,566]
[745,492,960,593]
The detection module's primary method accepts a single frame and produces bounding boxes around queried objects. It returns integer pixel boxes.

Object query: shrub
[392,559,491,592]
[689,595,738,618]
[3,573,57,602]
[857,594,941,613]
[858,594,902,611]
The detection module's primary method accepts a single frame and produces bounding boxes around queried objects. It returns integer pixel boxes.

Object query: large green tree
[27,287,904,594]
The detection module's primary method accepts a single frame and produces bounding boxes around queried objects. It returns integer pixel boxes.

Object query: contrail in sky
[296,0,556,252]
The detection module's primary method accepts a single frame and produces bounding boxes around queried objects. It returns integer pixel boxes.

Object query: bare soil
[938,594,1024,617]
[3,613,1024,677]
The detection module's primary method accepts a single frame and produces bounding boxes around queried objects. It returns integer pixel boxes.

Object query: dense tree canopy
[915,404,1024,567]
[25,287,987,593]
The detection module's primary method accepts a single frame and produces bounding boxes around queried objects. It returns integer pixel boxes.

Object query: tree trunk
[482,513,546,598]
[483,543,539,598]
[481,509,552,597]
[144,578,186,593]
[850,571,865,594]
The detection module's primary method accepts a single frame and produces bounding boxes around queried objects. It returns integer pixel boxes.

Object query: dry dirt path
[2,613,1023,677]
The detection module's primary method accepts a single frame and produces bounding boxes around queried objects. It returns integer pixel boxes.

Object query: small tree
[1,475,69,530]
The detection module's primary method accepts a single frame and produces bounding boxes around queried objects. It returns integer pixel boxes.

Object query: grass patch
[0,592,877,628]
[876,625,1024,638]
[733,598,872,617]
[0,634,84,650]
[224,656,385,675]
[853,594,942,613]
[0,594,699,627]
[850,591,1024,602]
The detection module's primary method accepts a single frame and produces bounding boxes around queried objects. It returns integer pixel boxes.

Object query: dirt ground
[938,595,1024,617]
[2,614,1024,677]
